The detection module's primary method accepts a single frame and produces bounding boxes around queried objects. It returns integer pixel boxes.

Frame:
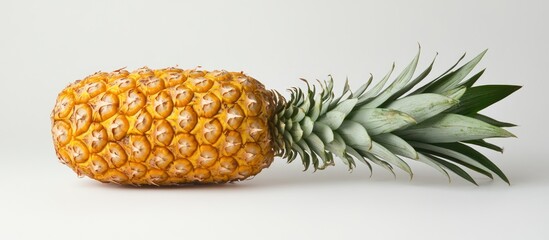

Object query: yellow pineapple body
[51,67,276,185]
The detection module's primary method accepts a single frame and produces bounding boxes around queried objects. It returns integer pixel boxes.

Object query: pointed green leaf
[358,63,395,103]
[463,139,504,153]
[349,108,416,136]
[443,87,467,100]
[426,49,487,94]
[409,53,467,96]
[432,142,510,184]
[305,133,328,168]
[452,85,522,115]
[300,116,314,138]
[385,93,458,123]
[318,111,346,130]
[416,153,450,181]
[331,98,358,115]
[345,146,371,174]
[351,75,373,98]
[383,53,437,104]
[423,153,478,185]
[369,141,413,178]
[472,113,517,128]
[313,122,334,143]
[363,50,420,108]
[397,113,516,143]
[410,142,493,179]
[373,133,418,159]
[458,69,485,88]
[326,132,347,159]
[290,122,303,141]
[337,120,372,151]
[360,150,396,178]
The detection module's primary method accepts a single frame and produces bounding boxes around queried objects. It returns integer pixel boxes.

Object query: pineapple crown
[271,48,520,185]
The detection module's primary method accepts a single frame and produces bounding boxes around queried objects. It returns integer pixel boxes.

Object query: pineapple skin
[51,67,276,185]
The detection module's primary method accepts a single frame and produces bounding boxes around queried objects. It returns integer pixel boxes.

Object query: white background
[1,0,548,239]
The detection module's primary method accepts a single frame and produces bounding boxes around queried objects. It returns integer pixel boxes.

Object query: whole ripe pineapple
[51,50,520,185]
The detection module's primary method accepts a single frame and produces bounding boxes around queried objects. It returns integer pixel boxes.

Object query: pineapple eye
[198,93,221,118]
[163,72,185,87]
[203,119,222,144]
[242,142,262,164]
[198,145,218,168]
[121,89,146,116]
[126,163,147,179]
[103,142,127,167]
[147,169,168,185]
[193,168,212,182]
[176,133,198,157]
[92,93,119,121]
[109,115,129,141]
[127,135,151,162]
[169,159,193,177]
[188,76,213,93]
[150,147,174,169]
[218,157,238,175]
[69,140,89,163]
[225,104,244,129]
[222,131,242,156]
[53,93,75,119]
[177,107,198,132]
[52,120,72,147]
[84,123,108,153]
[89,155,108,175]
[244,92,262,116]
[246,117,266,141]
[138,76,164,95]
[153,91,174,118]
[135,110,153,133]
[153,120,174,146]
[72,104,92,136]
[221,83,241,103]
[172,86,193,107]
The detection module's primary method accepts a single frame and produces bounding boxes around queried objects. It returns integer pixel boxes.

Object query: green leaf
[351,75,373,98]
[416,153,450,181]
[409,53,467,96]
[337,120,372,151]
[425,49,487,94]
[289,122,303,142]
[362,50,421,108]
[432,142,510,184]
[305,133,329,169]
[300,116,314,138]
[383,53,437,104]
[422,153,478,185]
[345,146,371,174]
[458,69,485,88]
[385,93,458,123]
[369,141,413,178]
[349,108,416,136]
[463,139,504,153]
[472,114,517,128]
[297,139,317,170]
[410,142,493,179]
[359,150,396,178]
[358,63,395,103]
[331,98,358,115]
[325,132,347,159]
[451,85,522,115]
[397,113,516,143]
[313,122,334,143]
[318,111,346,129]
[373,133,418,159]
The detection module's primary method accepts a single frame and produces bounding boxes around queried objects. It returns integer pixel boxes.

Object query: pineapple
[51,50,520,185]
